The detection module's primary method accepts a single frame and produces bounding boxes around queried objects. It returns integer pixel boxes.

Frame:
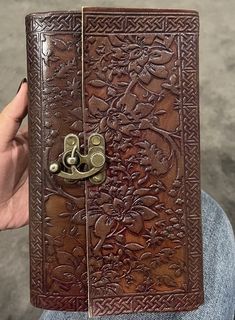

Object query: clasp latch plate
[49,133,106,185]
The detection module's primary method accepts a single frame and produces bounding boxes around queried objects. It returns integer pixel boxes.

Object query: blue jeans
[40,192,235,320]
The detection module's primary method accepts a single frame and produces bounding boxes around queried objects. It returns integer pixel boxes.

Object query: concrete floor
[0,0,234,319]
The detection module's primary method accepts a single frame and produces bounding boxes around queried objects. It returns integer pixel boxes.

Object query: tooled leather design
[27,31,44,296]
[42,32,87,297]
[84,31,186,301]
[26,10,202,314]
[84,12,199,33]
[83,10,202,316]
[26,13,88,311]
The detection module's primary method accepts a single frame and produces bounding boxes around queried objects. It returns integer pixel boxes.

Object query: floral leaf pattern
[84,32,188,298]
[40,33,87,299]
[27,10,202,315]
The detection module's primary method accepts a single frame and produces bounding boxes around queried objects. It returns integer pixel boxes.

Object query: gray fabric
[40,192,235,320]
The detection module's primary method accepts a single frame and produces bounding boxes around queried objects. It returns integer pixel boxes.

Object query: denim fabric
[40,192,235,320]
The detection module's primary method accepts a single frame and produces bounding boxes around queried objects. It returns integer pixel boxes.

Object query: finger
[18,125,28,135]
[18,125,28,141]
[0,81,28,150]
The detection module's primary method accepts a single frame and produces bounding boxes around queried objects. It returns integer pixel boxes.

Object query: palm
[0,129,28,229]
[0,81,28,230]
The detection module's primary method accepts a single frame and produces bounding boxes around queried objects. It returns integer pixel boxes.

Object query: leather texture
[26,7,203,317]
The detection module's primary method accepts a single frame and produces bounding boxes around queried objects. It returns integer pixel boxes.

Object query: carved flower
[143,226,165,247]
[125,274,135,285]
[136,276,155,293]
[109,35,174,84]
[169,261,187,277]
[47,247,87,292]
[137,141,170,176]
[87,95,140,142]
[128,45,173,84]
[92,183,164,241]
[90,269,122,296]
[99,107,140,142]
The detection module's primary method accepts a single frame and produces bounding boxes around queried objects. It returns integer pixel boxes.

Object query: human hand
[0,79,29,230]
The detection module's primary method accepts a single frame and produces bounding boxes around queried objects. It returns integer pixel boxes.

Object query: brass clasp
[49,133,106,184]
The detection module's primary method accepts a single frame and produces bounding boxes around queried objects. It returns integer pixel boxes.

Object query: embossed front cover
[26,8,203,316]
[83,7,203,317]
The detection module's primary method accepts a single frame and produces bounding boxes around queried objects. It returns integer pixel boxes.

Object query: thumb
[0,80,28,151]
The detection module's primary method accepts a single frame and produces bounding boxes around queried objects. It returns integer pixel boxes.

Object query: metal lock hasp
[49,133,106,184]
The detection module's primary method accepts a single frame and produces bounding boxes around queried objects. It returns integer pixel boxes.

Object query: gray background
[0,0,234,319]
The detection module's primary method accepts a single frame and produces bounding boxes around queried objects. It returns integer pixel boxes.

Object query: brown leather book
[26,7,203,317]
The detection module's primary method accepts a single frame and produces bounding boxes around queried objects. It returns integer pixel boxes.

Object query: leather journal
[26,7,203,317]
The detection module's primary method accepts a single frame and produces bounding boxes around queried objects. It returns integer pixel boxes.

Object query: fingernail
[17,78,27,93]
